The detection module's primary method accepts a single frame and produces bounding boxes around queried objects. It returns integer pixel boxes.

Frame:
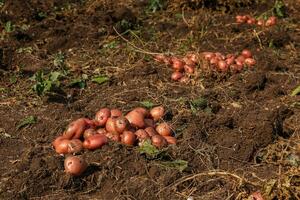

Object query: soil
[0,0,299,199]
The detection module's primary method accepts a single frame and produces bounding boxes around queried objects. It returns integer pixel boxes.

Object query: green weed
[17,116,37,130]
[30,71,62,96]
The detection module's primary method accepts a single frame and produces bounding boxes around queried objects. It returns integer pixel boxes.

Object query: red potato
[52,135,67,147]
[210,57,219,65]
[144,118,156,128]
[257,19,264,26]
[64,156,87,176]
[235,59,244,68]
[245,58,256,66]
[54,138,70,154]
[96,128,107,135]
[215,52,225,60]
[163,57,172,65]
[265,16,276,26]
[236,15,246,23]
[121,131,136,146]
[95,108,111,126]
[186,53,198,63]
[85,118,97,126]
[226,54,235,59]
[163,136,177,144]
[151,135,167,148]
[83,134,108,150]
[125,110,145,128]
[150,106,165,122]
[217,60,228,72]
[202,52,215,60]
[106,132,121,142]
[145,127,158,137]
[243,15,251,21]
[183,57,196,66]
[184,65,195,74]
[156,122,172,136]
[247,18,256,24]
[110,109,122,118]
[132,107,149,117]
[63,118,89,139]
[250,191,264,200]
[114,117,129,133]
[236,55,246,62]
[230,64,243,72]
[241,49,252,58]
[83,128,97,139]
[171,71,183,81]
[135,129,150,141]
[105,117,117,133]
[226,56,235,65]
[67,139,83,154]
[171,57,185,71]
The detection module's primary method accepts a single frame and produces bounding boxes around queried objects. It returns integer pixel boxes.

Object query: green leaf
[5,21,13,33]
[191,98,208,108]
[92,76,109,85]
[273,0,285,17]
[138,140,161,157]
[0,87,6,92]
[175,13,183,19]
[9,76,17,84]
[190,97,208,113]
[69,79,85,89]
[31,71,62,96]
[17,116,37,130]
[49,71,61,82]
[148,0,163,13]
[140,100,154,109]
[103,41,118,49]
[291,102,300,109]
[53,52,65,67]
[82,74,88,80]
[291,85,300,96]
[204,107,212,114]
[159,159,188,172]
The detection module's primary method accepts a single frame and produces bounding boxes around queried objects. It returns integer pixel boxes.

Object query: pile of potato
[52,106,176,176]
[201,49,256,72]
[236,15,277,26]
[154,53,198,82]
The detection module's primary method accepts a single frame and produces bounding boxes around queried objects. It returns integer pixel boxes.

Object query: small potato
[171,71,183,81]
[145,127,158,137]
[156,122,172,136]
[64,156,87,176]
[67,139,83,154]
[64,118,89,139]
[150,106,165,122]
[95,108,111,126]
[105,118,117,133]
[171,57,185,72]
[115,117,130,133]
[110,109,123,118]
[144,118,155,128]
[54,138,70,154]
[83,128,97,139]
[151,135,167,148]
[121,131,136,146]
[135,129,150,141]
[83,134,108,150]
[163,136,177,144]
[125,110,145,128]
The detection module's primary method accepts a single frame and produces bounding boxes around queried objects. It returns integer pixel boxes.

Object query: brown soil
[0,0,299,199]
